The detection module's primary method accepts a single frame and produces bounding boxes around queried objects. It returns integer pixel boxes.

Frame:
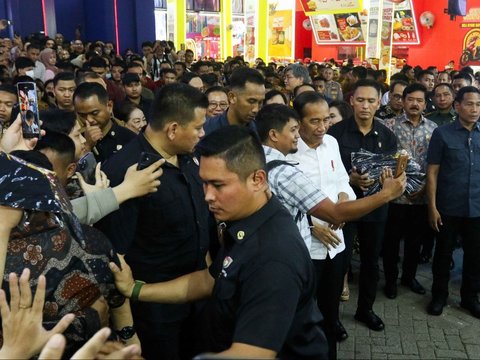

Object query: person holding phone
[97,83,214,360]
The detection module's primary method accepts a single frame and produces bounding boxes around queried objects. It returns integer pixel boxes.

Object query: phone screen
[17,82,41,139]
[77,152,97,184]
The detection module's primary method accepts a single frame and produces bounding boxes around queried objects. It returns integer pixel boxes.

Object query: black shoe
[427,298,446,316]
[401,278,426,295]
[460,300,480,318]
[354,310,385,331]
[335,320,348,342]
[384,282,397,299]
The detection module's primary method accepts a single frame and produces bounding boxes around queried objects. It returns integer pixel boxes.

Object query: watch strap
[131,280,145,302]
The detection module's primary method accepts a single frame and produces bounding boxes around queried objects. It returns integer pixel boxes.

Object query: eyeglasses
[208,102,229,109]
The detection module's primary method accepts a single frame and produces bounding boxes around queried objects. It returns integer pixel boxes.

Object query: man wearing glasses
[205,86,229,117]
[375,80,408,122]
[203,67,264,135]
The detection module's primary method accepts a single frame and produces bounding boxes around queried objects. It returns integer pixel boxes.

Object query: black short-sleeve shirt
[96,133,213,321]
[328,116,397,221]
[93,121,136,163]
[208,196,327,359]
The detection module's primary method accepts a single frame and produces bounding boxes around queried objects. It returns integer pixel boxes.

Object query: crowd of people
[0,31,479,360]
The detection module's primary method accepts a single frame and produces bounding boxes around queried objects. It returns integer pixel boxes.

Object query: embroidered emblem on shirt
[223,256,233,269]
[237,231,245,240]
[116,144,123,151]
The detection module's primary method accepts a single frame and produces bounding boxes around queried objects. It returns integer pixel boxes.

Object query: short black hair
[402,83,427,99]
[455,86,480,103]
[114,102,140,123]
[329,100,353,121]
[174,61,186,71]
[433,82,454,95]
[89,56,108,69]
[200,73,218,88]
[196,125,265,181]
[415,70,434,81]
[180,72,201,85]
[453,72,472,85]
[352,66,367,80]
[229,67,264,90]
[10,150,53,170]
[35,131,75,165]
[15,57,35,70]
[293,83,316,97]
[73,82,109,105]
[351,79,382,97]
[53,72,75,87]
[293,91,328,118]
[205,85,228,97]
[0,84,17,96]
[256,104,299,142]
[264,89,287,105]
[40,110,77,135]
[150,83,208,130]
[26,42,41,52]
[390,80,409,92]
[161,68,176,77]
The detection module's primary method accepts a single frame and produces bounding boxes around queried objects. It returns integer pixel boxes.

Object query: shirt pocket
[446,144,468,163]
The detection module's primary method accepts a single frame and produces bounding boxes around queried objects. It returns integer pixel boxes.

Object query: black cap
[122,73,141,85]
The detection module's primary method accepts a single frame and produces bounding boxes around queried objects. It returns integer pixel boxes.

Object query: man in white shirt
[26,43,45,81]
[256,102,406,360]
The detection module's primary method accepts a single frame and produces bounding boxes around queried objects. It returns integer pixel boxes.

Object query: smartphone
[77,152,97,184]
[395,154,408,178]
[17,82,40,139]
[137,151,162,170]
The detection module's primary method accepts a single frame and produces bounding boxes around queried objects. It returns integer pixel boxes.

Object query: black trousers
[341,222,356,276]
[353,221,386,312]
[431,215,480,302]
[313,250,345,360]
[133,304,204,360]
[383,203,432,284]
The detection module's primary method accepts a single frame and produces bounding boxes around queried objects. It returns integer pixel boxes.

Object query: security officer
[110,126,330,359]
[73,82,136,163]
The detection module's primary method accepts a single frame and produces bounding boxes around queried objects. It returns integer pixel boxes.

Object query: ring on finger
[19,304,31,309]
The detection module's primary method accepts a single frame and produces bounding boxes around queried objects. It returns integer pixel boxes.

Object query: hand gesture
[311,223,341,251]
[77,163,110,194]
[84,122,103,149]
[109,255,135,298]
[39,328,142,360]
[381,168,406,200]
[0,115,45,153]
[349,167,374,191]
[0,269,74,359]
[123,160,164,197]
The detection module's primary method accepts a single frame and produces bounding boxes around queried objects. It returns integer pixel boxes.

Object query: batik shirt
[380,113,437,205]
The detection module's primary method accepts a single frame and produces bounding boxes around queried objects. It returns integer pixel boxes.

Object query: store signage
[300,0,363,15]
[366,0,380,58]
[311,12,367,44]
[461,7,480,28]
[379,1,394,79]
[392,0,420,44]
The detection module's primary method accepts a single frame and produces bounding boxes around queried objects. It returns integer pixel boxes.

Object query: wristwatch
[116,326,136,341]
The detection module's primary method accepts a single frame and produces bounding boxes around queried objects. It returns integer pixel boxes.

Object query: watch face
[117,326,135,340]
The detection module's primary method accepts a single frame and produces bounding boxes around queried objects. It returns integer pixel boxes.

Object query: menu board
[300,0,363,15]
[311,12,366,44]
[392,0,420,44]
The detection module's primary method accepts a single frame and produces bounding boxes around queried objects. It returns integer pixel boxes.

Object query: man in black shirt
[110,126,329,359]
[98,83,213,360]
[328,79,397,332]
[73,82,136,163]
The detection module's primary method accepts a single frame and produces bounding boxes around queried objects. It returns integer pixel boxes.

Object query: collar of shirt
[397,113,428,126]
[225,196,280,245]
[345,116,383,137]
[453,119,480,132]
[103,120,118,138]
[263,145,286,161]
[138,133,195,169]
